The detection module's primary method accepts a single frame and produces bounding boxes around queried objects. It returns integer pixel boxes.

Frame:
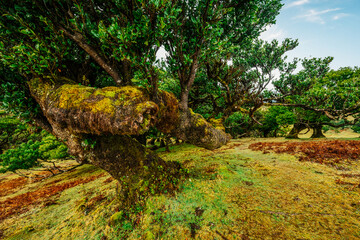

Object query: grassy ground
[1,130,360,239]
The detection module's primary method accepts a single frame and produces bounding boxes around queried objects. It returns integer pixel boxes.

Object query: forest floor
[1,129,360,239]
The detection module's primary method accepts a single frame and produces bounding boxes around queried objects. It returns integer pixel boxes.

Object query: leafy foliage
[258,106,295,137]
[162,0,282,110]
[0,114,69,173]
[224,111,252,138]
[0,113,31,152]
[317,67,360,117]
[273,61,360,123]
[0,0,283,136]
[190,37,298,120]
[0,65,40,120]
[0,140,41,173]
[352,121,360,133]
[273,57,333,98]
[0,134,69,173]
[39,135,69,160]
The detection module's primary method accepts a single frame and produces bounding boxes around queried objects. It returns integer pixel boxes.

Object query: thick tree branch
[28,77,229,152]
[266,103,338,120]
[59,28,124,86]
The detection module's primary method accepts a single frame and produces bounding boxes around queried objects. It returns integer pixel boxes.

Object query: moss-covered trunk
[86,135,182,208]
[172,109,230,150]
[286,123,308,139]
[27,77,229,206]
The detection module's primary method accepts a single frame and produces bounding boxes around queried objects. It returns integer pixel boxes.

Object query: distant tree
[284,109,330,139]
[273,61,360,138]
[188,38,298,137]
[163,0,283,113]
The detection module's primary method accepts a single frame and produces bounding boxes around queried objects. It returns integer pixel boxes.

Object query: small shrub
[258,106,295,137]
[0,114,69,173]
[224,112,252,138]
[39,135,68,160]
[0,140,41,173]
[0,115,29,151]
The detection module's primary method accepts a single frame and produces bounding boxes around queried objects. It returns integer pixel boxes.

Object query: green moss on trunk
[87,135,184,210]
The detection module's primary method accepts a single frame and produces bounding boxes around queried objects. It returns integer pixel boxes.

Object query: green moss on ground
[1,135,360,239]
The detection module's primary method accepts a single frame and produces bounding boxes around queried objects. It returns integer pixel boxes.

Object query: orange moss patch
[103,177,114,184]
[249,140,360,165]
[88,194,107,206]
[0,173,105,220]
[0,177,28,197]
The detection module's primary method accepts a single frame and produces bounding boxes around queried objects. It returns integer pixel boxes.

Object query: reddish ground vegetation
[88,194,107,206]
[103,177,114,184]
[249,140,360,165]
[0,173,105,220]
[0,177,28,197]
[43,178,63,186]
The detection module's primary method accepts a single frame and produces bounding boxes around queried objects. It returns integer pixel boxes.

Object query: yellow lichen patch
[93,88,117,98]
[135,101,158,114]
[115,86,145,99]
[28,77,76,103]
[55,84,94,110]
[85,98,115,115]
[112,87,148,106]
[209,118,225,131]
[49,84,153,117]
[28,78,57,103]
[31,80,164,134]
[191,111,208,128]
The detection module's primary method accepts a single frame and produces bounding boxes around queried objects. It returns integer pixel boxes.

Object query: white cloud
[286,0,310,8]
[260,25,286,41]
[295,8,341,24]
[332,13,350,20]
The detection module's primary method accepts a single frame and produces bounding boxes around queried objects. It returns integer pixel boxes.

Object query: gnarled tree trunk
[28,77,229,207]
[87,135,181,207]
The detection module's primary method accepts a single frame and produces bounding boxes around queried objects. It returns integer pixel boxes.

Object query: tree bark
[286,123,308,139]
[179,51,200,112]
[120,59,133,86]
[87,135,181,207]
[310,124,326,138]
[27,77,229,205]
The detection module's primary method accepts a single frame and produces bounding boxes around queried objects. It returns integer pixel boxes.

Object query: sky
[261,0,360,70]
